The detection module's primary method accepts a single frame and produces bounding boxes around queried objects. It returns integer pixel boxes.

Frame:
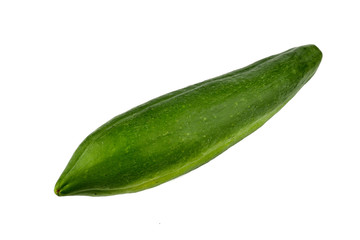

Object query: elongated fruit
[55,44,322,196]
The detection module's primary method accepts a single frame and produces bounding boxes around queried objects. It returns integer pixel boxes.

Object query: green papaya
[55,44,322,196]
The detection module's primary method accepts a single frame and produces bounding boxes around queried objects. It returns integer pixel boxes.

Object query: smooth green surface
[55,44,322,196]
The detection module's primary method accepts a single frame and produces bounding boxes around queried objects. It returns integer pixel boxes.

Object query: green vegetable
[55,44,322,196]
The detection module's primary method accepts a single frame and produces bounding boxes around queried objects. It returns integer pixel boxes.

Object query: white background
[1,1,359,239]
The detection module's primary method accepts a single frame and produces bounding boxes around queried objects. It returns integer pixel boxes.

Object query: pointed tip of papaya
[55,188,62,196]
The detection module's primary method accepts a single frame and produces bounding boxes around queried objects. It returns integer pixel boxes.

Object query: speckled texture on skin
[55,44,322,196]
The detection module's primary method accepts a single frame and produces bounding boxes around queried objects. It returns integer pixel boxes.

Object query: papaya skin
[55,44,322,196]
